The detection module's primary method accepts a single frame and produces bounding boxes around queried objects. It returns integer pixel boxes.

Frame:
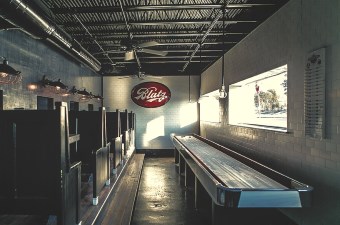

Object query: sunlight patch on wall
[180,103,198,128]
[199,90,220,123]
[142,116,165,146]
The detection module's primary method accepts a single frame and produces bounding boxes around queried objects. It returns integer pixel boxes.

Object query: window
[229,65,287,131]
[199,90,220,123]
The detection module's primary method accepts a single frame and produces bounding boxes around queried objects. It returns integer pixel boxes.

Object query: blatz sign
[131,82,171,108]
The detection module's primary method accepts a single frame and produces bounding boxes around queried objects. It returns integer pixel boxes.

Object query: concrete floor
[131,157,209,225]
[131,157,298,225]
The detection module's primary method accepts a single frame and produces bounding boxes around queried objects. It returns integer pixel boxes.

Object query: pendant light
[219,1,227,99]
[188,73,191,103]
[76,88,92,102]
[28,75,70,97]
[0,57,22,84]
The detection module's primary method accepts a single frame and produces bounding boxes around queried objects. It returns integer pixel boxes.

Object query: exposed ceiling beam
[51,4,276,14]
[93,49,224,55]
[83,41,237,47]
[60,19,257,27]
[96,55,219,60]
[116,60,211,64]
[67,27,252,36]
[74,32,246,39]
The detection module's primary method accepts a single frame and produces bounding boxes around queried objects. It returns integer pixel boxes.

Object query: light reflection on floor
[131,157,208,225]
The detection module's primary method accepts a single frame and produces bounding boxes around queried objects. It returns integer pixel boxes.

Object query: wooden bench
[92,153,145,225]
[0,102,81,225]
[172,134,313,225]
[69,108,110,206]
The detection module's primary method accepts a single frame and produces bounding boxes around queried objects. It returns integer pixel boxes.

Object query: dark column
[0,90,3,110]
[185,163,195,188]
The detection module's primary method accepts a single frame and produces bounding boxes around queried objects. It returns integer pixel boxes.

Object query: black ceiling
[2,0,289,76]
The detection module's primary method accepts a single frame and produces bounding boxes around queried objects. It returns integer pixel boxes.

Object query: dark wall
[0,29,102,110]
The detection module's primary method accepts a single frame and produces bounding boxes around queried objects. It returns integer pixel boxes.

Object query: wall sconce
[76,88,92,102]
[27,83,39,91]
[92,94,104,102]
[68,86,102,102]
[0,57,22,84]
[28,75,68,96]
[40,75,68,95]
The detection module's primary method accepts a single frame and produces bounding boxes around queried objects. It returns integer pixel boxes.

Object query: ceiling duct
[0,0,101,72]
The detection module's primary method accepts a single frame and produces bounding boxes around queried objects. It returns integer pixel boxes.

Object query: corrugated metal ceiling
[6,0,290,76]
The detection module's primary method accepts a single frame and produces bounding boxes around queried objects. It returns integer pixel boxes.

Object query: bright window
[229,65,287,131]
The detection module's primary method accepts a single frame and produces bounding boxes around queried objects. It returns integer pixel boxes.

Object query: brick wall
[200,0,340,224]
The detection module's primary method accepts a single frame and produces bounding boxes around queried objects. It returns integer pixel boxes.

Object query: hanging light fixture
[28,75,69,96]
[0,57,22,84]
[124,50,134,61]
[41,75,68,95]
[67,86,101,102]
[219,2,227,99]
[92,94,104,102]
[49,79,68,91]
[76,88,92,102]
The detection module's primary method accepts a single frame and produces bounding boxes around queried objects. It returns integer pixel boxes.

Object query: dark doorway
[70,101,79,111]
[0,90,3,110]
[37,96,54,110]
[88,104,94,111]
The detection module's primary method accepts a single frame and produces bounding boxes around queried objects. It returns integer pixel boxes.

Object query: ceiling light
[219,84,227,98]
[124,50,134,61]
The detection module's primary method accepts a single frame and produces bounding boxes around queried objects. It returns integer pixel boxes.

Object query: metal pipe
[73,14,114,65]
[61,19,253,27]
[91,32,245,39]
[1,0,101,72]
[118,60,211,64]
[85,41,237,47]
[94,49,223,55]
[181,9,223,72]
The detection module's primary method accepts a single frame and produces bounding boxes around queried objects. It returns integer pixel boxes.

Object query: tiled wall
[103,76,200,150]
[0,30,102,110]
[200,0,340,224]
